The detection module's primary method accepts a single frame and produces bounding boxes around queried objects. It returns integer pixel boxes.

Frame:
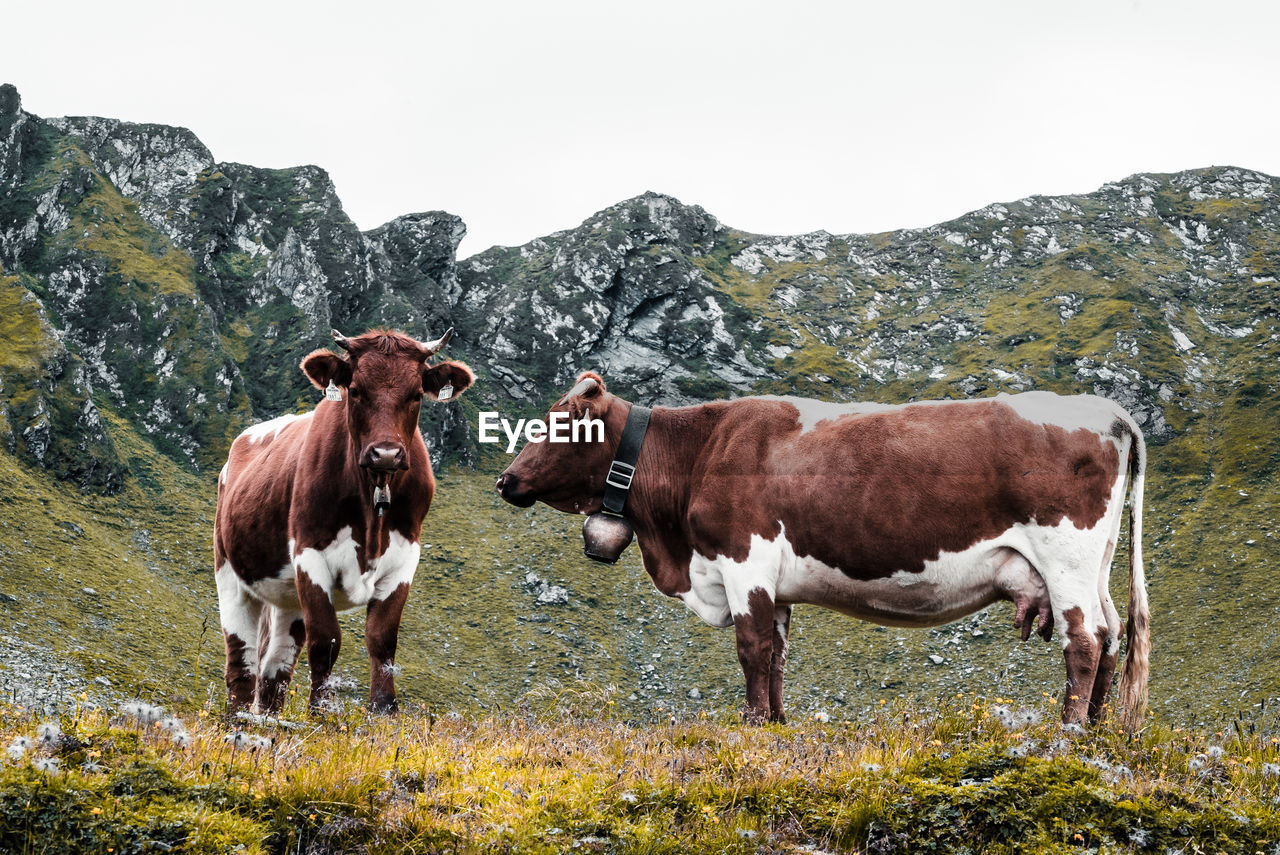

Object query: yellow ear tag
[325,381,343,402]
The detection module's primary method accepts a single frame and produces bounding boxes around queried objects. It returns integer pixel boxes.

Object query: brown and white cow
[214,329,474,714]
[497,374,1150,730]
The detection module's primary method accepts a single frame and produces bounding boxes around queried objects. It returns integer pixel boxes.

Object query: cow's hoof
[370,697,399,715]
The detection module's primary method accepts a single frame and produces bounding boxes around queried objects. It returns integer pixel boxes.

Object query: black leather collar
[601,404,651,516]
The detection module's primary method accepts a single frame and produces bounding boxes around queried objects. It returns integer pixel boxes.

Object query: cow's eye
[408,392,423,404]
[349,387,362,399]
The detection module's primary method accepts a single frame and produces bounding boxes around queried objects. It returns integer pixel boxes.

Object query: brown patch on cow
[1061,606,1102,725]
[733,588,776,724]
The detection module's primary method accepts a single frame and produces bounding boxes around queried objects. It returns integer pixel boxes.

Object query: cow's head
[301,328,474,476]
[495,372,624,513]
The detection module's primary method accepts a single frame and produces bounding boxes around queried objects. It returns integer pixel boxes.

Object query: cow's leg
[215,562,262,711]
[256,606,306,715]
[296,570,342,714]
[365,583,410,713]
[1057,599,1108,726]
[768,604,792,724]
[1089,539,1123,723]
[728,585,777,725]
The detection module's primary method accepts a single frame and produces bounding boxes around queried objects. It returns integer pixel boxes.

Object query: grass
[2,696,1279,853]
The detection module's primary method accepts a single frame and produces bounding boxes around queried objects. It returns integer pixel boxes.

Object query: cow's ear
[301,350,352,390]
[423,360,475,402]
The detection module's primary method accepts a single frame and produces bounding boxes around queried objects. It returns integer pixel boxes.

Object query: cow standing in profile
[214,329,474,714]
[497,374,1150,730]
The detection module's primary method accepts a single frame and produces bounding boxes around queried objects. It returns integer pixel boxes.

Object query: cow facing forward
[214,329,474,713]
[497,374,1150,730]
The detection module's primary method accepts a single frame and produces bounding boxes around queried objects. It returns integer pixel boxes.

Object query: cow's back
[215,412,312,585]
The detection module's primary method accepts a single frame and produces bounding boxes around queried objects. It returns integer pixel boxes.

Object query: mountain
[0,83,1275,722]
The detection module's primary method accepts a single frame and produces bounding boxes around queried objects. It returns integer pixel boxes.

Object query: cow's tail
[1116,418,1150,733]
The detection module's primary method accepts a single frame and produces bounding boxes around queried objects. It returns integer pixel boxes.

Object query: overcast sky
[8,0,1280,257]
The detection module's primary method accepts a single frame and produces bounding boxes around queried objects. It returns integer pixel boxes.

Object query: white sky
[7,0,1280,258]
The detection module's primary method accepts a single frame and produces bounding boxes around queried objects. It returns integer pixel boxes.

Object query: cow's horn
[557,376,598,405]
[331,329,351,351]
[421,327,454,356]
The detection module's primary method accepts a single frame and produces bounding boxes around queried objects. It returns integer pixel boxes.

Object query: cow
[496,373,1150,731]
[213,329,474,714]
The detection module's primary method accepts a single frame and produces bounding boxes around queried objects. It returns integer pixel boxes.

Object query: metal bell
[582,512,634,564]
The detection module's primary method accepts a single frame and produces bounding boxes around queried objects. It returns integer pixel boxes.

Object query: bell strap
[601,404,651,516]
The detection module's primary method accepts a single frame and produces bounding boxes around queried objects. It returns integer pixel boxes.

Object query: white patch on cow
[259,606,303,681]
[758,396,894,435]
[294,527,419,612]
[762,390,1129,445]
[995,391,1120,437]
[294,526,357,598]
[247,564,299,609]
[215,562,262,675]
[241,412,305,445]
[220,461,230,486]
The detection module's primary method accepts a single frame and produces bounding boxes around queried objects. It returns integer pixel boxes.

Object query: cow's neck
[622,402,718,592]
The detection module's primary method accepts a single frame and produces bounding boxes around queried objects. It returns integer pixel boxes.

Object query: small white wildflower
[1061,723,1086,737]
[7,736,33,760]
[36,722,62,746]
[381,663,403,677]
[1006,745,1028,759]
[737,829,758,839]
[172,732,191,748]
[32,757,60,774]
[813,710,830,723]
[224,731,252,748]
[1189,754,1208,771]
[1206,745,1225,760]
[1109,764,1133,781]
[251,736,272,752]
[1261,762,1280,779]
[862,762,882,772]
[81,760,105,773]
[121,702,164,724]
[1016,709,1041,728]
[619,791,638,804]
[159,717,185,733]
[1084,757,1112,772]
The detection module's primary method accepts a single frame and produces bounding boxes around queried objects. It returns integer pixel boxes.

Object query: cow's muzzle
[361,443,408,472]
[495,472,536,507]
